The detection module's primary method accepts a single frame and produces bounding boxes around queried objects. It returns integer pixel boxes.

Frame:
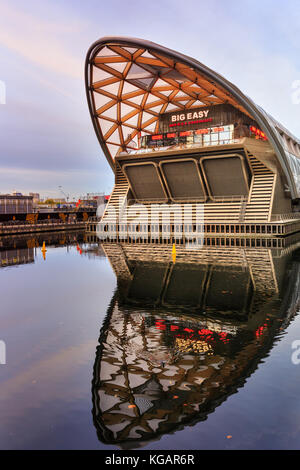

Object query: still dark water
[1,231,300,450]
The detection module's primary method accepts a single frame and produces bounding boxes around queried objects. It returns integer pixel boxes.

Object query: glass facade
[139,125,234,153]
[286,152,300,195]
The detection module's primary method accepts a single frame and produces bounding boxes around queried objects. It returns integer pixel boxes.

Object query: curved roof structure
[85,37,300,199]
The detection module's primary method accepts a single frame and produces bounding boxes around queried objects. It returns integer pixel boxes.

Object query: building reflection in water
[0,230,94,268]
[92,237,300,449]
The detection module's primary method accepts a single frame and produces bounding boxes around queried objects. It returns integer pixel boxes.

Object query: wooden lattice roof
[85,37,300,198]
[86,39,252,166]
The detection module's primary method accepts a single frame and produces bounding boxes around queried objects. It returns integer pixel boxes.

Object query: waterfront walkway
[0,220,86,236]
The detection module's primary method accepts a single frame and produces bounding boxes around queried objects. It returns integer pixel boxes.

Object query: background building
[0,195,33,214]
[29,193,40,205]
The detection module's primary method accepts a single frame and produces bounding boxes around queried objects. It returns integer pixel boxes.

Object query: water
[1,231,300,450]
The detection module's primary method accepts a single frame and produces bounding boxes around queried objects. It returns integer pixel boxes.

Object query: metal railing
[0,220,85,234]
[126,195,245,204]
[127,138,245,156]
[271,213,300,222]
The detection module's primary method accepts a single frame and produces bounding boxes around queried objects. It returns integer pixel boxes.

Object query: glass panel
[145,64,169,75]
[190,100,207,107]
[106,143,118,157]
[122,81,138,94]
[93,92,111,109]
[188,83,203,90]
[100,82,120,95]
[98,118,114,136]
[96,46,118,57]
[149,104,163,113]
[203,133,211,146]
[107,62,128,73]
[175,99,190,105]
[123,113,139,127]
[141,50,157,59]
[121,102,136,116]
[156,89,173,97]
[127,63,154,80]
[142,111,155,122]
[128,94,144,105]
[163,69,187,83]
[128,77,156,89]
[286,152,300,195]
[92,66,111,83]
[211,132,219,143]
[165,103,181,112]
[219,130,230,144]
[122,47,138,54]
[175,90,190,98]
[194,131,203,145]
[129,136,139,148]
[146,94,160,104]
[122,125,136,141]
[101,104,117,120]
[143,121,156,133]
[107,128,121,145]
[154,78,169,88]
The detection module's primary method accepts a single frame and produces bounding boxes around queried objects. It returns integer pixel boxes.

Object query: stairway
[102,153,276,227]
[245,249,278,294]
[102,243,132,280]
[244,153,276,222]
[101,163,129,223]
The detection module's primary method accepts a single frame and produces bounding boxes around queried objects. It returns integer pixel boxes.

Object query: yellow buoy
[172,243,176,263]
[41,241,47,260]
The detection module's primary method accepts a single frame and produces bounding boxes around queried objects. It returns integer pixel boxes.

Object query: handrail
[0,220,85,234]
[88,215,300,225]
[127,196,245,204]
[125,137,245,156]
[270,213,300,222]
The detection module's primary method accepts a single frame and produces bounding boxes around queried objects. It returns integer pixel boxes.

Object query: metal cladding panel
[202,156,249,197]
[127,264,168,302]
[160,160,205,200]
[163,264,208,306]
[124,164,166,201]
[204,267,252,313]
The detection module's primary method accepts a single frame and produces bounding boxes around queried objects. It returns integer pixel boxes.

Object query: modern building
[0,194,33,214]
[85,37,300,236]
[29,193,40,204]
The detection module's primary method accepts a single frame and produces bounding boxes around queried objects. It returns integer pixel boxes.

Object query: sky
[0,0,299,199]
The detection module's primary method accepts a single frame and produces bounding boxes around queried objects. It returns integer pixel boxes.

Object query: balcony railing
[271,213,300,222]
[126,138,244,156]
